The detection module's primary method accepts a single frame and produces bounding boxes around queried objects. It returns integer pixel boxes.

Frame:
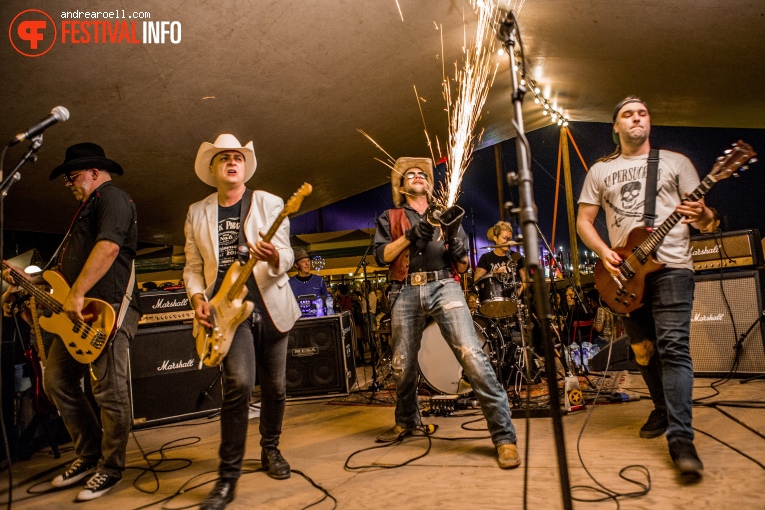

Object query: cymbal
[484,241,522,249]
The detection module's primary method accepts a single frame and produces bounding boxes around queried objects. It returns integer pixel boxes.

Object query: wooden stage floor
[1,368,764,510]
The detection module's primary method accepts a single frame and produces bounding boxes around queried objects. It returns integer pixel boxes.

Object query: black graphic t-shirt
[476,250,524,283]
[217,200,242,280]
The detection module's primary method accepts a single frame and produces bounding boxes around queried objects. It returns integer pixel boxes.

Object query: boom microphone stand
[497,11,573,509]
[353,235,380,392]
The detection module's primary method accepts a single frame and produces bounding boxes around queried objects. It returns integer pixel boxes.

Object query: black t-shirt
[213,199,266,317]
[476,250,524,282]
[59,181,138,305]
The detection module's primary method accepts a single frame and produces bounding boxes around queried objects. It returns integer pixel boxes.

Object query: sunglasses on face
[404,171,427,179]
[63,171,85,184]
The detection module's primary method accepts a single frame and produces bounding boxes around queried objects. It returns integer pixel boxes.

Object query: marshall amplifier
[129,322,222,428]
[690,229,762,272]
[286,311,356,399]
[689,270,765,376]
[138,288,193,326]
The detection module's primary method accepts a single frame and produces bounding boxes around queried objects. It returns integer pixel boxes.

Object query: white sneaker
[75,473,121,501]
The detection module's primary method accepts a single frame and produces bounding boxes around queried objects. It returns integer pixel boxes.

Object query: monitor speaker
[286,311,355,398]
[589,335,640,372]
[130,322,222,428]
[689,270,765,376]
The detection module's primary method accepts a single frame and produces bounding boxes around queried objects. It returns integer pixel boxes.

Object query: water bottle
[581,341,592,370]
[314,296,325,317]
[571,342,581,368]
[325,294,334,315]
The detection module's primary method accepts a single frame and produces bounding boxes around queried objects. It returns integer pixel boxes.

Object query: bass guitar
[195,183,312,367]
[24,296,57,415]
[594,141,757,315]
[2,263,115,364]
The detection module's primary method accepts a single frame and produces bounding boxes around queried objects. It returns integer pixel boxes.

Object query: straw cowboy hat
[390,157,434,207]
[49,142,123,180]
[194,134,256,187]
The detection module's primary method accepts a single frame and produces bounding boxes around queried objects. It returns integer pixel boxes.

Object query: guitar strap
[115,261,135,330]
[643,148,660,231]
[238,189,254,264]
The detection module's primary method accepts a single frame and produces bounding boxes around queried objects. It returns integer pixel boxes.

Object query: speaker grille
[689,270,765,376]
[130,323,222,428]
[286,312,355,398]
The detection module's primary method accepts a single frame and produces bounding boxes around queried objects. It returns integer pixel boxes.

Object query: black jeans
[218,311,289,479]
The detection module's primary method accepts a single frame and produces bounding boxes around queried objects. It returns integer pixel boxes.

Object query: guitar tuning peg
[741,165,749,171]
[724,149,732,154]
[732,173,740,178]
[716,156,724,161]
[749,157,758,164]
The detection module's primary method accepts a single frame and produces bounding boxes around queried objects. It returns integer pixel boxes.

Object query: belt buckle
[410,271,427,286]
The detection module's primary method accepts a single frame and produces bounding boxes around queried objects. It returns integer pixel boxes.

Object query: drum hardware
[475,274,521,318]
[483,241,523,249]
[418,317,498,395]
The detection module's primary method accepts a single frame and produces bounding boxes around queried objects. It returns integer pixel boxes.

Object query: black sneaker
[669,438,704,480]
[51,458,96,488]
[200,478,237,510]
[75,472,121,501]
[261,447,291,480]
[639,409,668,439]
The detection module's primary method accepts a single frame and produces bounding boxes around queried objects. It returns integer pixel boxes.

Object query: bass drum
[418,316,500,395]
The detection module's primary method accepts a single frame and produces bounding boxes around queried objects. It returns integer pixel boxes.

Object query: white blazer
[183,190,300,333]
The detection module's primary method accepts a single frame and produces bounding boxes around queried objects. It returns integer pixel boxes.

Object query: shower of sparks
[437,0,501,209]
[414,85,437,167]
[357,129,396,168]
[394,0,404,21]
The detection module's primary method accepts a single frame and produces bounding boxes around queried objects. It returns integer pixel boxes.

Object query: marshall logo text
[157,359,194,371]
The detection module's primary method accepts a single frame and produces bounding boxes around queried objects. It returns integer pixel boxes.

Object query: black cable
[569,337,652,508]
[344,427,434,471]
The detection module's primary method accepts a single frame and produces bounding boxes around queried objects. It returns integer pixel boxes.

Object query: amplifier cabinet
[286,311,356,399]
[129,322,222,428]
[690,229,762,272]
[689,270,765,376]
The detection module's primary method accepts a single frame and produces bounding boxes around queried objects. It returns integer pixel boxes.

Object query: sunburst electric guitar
[594,141,757,315]
[2,263,116,364]
[194,183,312,367]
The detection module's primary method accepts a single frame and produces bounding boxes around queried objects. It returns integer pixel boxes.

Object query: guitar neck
[28,296,47,366]
[639,173,718,255]
[1,263,62,315]
[226,211,289,302]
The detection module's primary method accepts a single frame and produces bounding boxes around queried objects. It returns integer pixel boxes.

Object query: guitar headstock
[709,140,758,182]
[283,183,313,216]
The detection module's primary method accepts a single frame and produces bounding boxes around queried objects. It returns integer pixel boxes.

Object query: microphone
[10,106,70,146]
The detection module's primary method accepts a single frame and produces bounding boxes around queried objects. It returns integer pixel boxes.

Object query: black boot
[261,447,291,479]
[668,438,703,480]
[200,478,237,510]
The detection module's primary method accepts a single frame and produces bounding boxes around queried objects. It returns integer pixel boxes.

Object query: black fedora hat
[49,142,123,180]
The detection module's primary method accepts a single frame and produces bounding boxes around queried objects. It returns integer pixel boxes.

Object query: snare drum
[475,275,518,318]
[417,316,500,394]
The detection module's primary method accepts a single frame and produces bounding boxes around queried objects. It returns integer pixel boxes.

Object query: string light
[513,54,569,126]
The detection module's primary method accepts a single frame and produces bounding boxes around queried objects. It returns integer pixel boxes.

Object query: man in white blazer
[183,134,300,510]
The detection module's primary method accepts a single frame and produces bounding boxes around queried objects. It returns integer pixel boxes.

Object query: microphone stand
[738,308,765,384]
[497,12,573,510]
[354,235,380,392]
[0,134,44,485]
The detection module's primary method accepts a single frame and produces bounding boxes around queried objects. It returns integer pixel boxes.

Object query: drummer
[474,221,528,295]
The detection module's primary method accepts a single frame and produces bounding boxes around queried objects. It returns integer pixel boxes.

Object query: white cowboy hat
[390,157,434,207]
[194,134,257,187]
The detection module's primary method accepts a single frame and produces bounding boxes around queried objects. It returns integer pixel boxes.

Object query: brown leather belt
[403,269,452,286]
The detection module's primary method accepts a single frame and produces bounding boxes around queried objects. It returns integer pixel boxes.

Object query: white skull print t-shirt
[578,150,700,270]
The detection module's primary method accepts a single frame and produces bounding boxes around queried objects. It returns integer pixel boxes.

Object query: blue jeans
[622,268,695,441]
[44,306,140,478]
[389,278,516,446]
[218,310,289,479]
